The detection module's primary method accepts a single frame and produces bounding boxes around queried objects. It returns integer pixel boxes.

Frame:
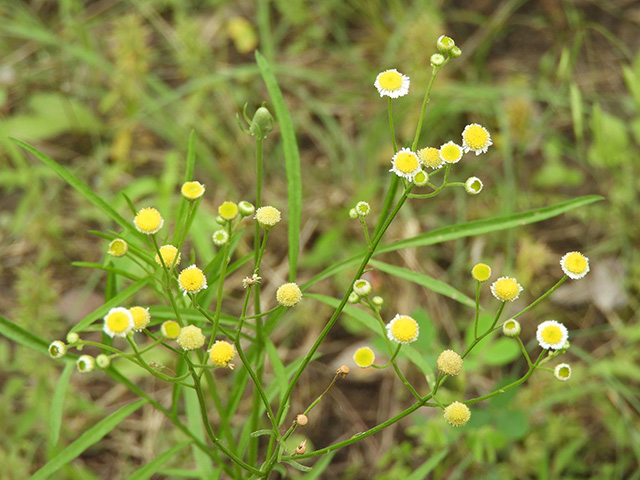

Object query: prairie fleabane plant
[9,36,603,479]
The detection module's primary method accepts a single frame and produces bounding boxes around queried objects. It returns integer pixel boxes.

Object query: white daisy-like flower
[374,69,410,98]
[554,363,572,382]
[103,307,135,338]
[461,123,493,155]
[536,320,569,350]
[464,177,483,195]
[390,148,421,180]
[386,314,419,344]
[560,251,590,279]
[439,141,463,164]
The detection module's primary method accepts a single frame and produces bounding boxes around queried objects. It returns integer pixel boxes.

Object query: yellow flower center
[354,347,375,368]
[444,401,471,427]
[182,181,205,200]
[209,341,235,368]
[219,201,239,220]
[564,252,588,274]
[463,125,490,149]
[255,206,281,227]
[541,325,563,344]
[557,366,570,378]
[390,316,419,342]
[179,267,206,292]
[468,179,482,192]
[108,239,128,257]
[394,152,419,174]
[161,320,181,339]
[134,207,163,233]
[505,320,516,330]
[378,71,403,91]
[472,263,491,281]
[129,306,150,330]
[493,278,521,301]
[418,147,442,168]
[156,245,180,268]
[106,311,131,334]
[440,144,462,163]
[177,325,205,350]
[276,283,302,307]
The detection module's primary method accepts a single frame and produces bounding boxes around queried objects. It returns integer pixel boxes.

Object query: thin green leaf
[71,277,150,333]
[72,262,144,282]
[255,50,302,281]
[184,388,213,477]
[11,138,138,235]
[172,131,197,245]
[30,400,145,480]
[48,362,74,452]
[400,344,432,376]
[0,313,49,353]
[250,429,276,438]
[128,441,192,480]
[305,293,379,335]
[285,459,312,472]
[406,449,449,480]
[369,260,476,308]
[303,195,603,289]
[265,338,287,405]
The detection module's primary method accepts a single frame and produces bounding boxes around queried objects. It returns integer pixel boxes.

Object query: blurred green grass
[1,0,639,478]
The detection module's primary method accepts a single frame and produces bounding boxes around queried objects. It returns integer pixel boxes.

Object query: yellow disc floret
[255,206,281,228]
[390,148,421,180]
[209,340,235,368]
[439,141,463,164]
[134,207,164,234]
[461,124,492,155]
[418,147,443,169]
[155,244,181,268]
[181,181,205,200]
[560,251,589,279]
[219,201,239,220]
[178,265,208,295]
[443,401,471,427]
[437,349,463,376]
[103,307,134,338]
[276,282,302,307]
[177,325,205,350]
[129,306,151,331]
[353,347,375,368]
[471,263,491,282]
[386,314,419,344]
[161,320,181,339]
[108,238,128,257]
[490,277,523,302]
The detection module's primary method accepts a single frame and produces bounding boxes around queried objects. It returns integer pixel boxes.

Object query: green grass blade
[0,313,49,354]
[11,138,138,235]
[306,293,379,335]
[265,338,287,405]
[30,400,146,480]
[128,441,192,480]
[184,388,213,477]
[48,362,74,453]
[71,277,150,333]
[303,195,603,288]
[173,131,197,245]
[406,449,449,480]
[255,50,302,281]
[369,260,476,308]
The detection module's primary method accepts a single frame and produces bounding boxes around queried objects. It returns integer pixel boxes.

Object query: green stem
[473,281,481,339]
[512,276,568,320]
[411,65,441,151]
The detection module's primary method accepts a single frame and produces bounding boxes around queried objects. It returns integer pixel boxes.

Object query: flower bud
[450,46,462,58]
[296,414,308,426]
[431,53,445,67]
[66,332,80,344]
[96,354,111,369]
[437,35,456,53]
[250,106,274,138]
[337,365,350,377]
[294,440,307,455]
[238,201,255,217]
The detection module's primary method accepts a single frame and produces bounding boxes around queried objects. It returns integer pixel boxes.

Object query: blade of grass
[30,400,146,480]
[47,362,74,454]
[264,338,287,405]
[129,441,193,480]
[11,139,139,236]
[303,195,603,288]
[369,259,476,308]
[255,50,302,281]
[0,313,49,354]
[184,388,214,478]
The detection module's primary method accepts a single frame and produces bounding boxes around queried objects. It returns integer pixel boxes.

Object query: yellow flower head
[161,320,181,339]
[77,355,95,373]
[374,69,410,98]
[437,349,463,376]
[178,265,208,295]
[219,201,239,220]
[554,363,572,382]
[418,147,444,169]
[255,206,281,228]
[536,320,568,350]
[155,244,181,268]
[560,251,589,280]
[181,181,206,200]
[471,263,491,282]
[386,314,419,344]
[490,277,523,302]
[134,207,164,234]
[390,148,421,180]
[353,347,375,368]
[209,340,235,368]
[103,307,134,338]
[355,201,371,217]
[439,141,463,164]
[462,124,493,155]
[177,324,205,350]
[443,401,471,427]
[276,282,302,307]
[49,340,67,359]
[108,238,128,257]
[129,306,151,331]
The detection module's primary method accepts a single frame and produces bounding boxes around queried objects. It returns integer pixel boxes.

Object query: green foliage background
[1,0,639,478]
